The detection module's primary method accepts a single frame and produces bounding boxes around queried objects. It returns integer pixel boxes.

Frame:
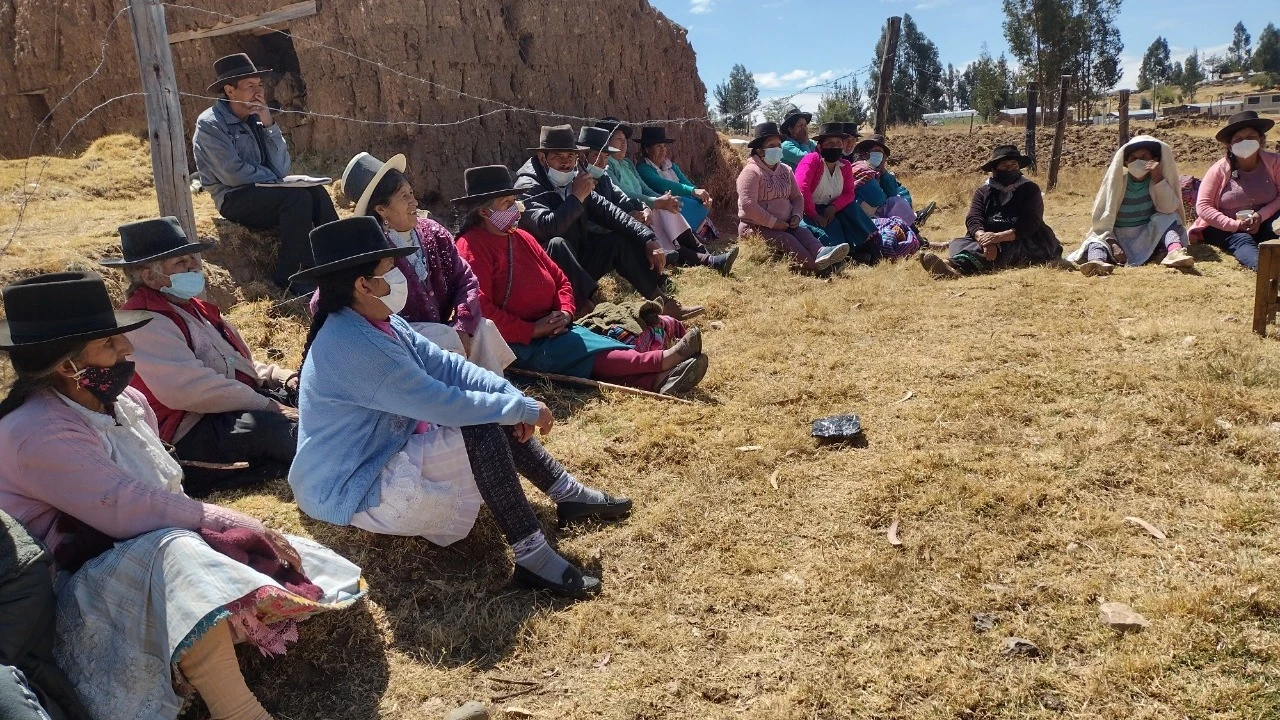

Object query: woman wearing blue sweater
[288,217,631,599]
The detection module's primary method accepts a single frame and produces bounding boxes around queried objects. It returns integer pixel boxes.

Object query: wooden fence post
[1024,82,1038,170]
[1117,89,1130,147]
[126,0,197,240]
[873,16,901,135]
[1047,75,1072,191]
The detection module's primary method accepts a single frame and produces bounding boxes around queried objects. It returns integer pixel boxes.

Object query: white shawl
[1067,135,1187,265]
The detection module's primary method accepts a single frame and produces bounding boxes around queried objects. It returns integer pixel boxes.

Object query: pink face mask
[487,206,521,233]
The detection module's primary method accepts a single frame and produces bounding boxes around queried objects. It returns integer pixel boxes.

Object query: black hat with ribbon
[596,116,633,141]
[747,122,785,149]
[450,165,521,205]
[0,272,152,349]
[1215,110,1275,144]
[290,217,415,282]
[635,126,676,146]
[841,122,861,139]
[528,125,589,153]
[100,217,211,268]
[577,126,621,154]
[980,144,1034,172]
[207,53,272,94]
[853,133,891,156]
[780,108,813,135]
[812,122,850,142]
[341,152,408,217]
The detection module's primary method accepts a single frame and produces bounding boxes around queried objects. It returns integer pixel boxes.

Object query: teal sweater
[637,159,697,197]
[781,138,816,169]
[289,309,541,525]
[607,157,662,206]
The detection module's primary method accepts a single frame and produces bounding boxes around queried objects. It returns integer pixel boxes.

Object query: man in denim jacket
[192,54,338,292]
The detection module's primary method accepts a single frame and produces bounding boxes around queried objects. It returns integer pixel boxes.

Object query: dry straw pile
[2,128,1279,719]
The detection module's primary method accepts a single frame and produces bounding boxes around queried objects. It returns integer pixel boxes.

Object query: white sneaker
[814,243,850,271]
[1079,260,1114,277]
[1161,247,1194,268]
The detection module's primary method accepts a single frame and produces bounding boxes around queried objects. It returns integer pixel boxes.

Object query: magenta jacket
[1191,150,1280,240]
[0,388,262,568]
[794,153,856,219]
[391,217,482,335]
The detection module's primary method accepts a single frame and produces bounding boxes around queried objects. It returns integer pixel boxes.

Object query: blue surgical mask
[546,167,578,187]
[868,151,885,168]
[586,163,608,179]
[160,271,206,301]
[762,147,784,166]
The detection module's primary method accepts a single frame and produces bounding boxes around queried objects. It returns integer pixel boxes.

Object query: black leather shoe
[513,564,601,599]
[557,493,634,526]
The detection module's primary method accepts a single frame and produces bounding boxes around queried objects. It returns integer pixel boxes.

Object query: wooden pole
[1047,75,1072,191]
[1024,82,1039,171]
[968,111,975,134]
[506,368,694,405]
[873,16,902,135]
[1117,89,1130,147]
[126,0,197,241]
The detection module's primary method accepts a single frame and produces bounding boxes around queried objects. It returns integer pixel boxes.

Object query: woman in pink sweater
[736,122,849,273]
[1191,111,1280,270]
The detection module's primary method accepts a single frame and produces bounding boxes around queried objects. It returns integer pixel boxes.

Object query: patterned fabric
[873,217,922,259]
[1113,177,1156,228]
[459,424,567,545]
[1180,175,1201,220]
[54,528,364,720]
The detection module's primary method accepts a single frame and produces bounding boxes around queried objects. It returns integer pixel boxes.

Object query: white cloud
[689,0,714,14]
[756,69,813,89]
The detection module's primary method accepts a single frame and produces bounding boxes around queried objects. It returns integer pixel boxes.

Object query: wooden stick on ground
[506,368,693,405]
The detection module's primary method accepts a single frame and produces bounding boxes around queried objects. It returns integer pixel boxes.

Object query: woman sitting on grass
[454,165,709,396]
[0,272,363,720]
[634,127,714,236]
[341,151,515,373]
[1190,111,1280,270]
[920,145,1062,279]
[795,122,879,264]
[289,216,634,599]
[1068,135,1192,276]
[737,122,849,273]
[850,134,921,227]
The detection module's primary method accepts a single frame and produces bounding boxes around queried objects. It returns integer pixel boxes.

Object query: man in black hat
[192,53,338,293]
[105,217,299,497]
[514,124,703,319]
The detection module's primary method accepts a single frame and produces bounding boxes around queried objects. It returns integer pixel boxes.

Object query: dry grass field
[3,128,1280,720]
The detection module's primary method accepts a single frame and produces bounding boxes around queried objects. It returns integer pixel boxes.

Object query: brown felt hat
[528,125,589,153]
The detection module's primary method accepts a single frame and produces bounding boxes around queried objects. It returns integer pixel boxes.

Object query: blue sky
[647,0,1278,112]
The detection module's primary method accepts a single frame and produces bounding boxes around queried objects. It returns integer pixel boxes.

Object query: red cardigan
[455,227,576,345]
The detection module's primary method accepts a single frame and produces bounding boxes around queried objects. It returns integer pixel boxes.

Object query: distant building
[1163,100,1245,117]
[922,109,978,125]
[1240,92,1280,113]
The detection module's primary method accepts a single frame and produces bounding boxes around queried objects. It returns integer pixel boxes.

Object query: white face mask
[372,266,408,315]
[868,151,885,168]
[586,163,608,179]
[1232,139,1261,159]
[1126,159,1150,179]
[762,147,784,166]
[546,167,578,187]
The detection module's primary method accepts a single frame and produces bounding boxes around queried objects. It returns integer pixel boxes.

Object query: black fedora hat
[342,152,407,217]
[0,272,151,349]
[528,125,589,153]
[1216,110,1275,143]
[577,126,621,154]
[597,116,633,140]
[450,165,521,205]
[290,217,416,282]
[853,133,891,156]
[747,122,784,149]
[100,216,211,267]
[812,122,850,143]
[841,122,861,139]
[780,108,813,134]
[635,126,676,146]
[207,53,272,94]
[980,144,1033,172]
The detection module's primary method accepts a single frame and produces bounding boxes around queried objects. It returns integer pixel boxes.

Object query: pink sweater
[737,156,805,228]
[1191,150,1280,239]
[0,387,262,562]
[794,153,856,219]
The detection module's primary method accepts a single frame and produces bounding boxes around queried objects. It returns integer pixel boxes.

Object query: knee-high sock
[178,620,271,720]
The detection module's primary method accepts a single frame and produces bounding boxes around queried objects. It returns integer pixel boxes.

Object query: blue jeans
[1201,212,1278,271]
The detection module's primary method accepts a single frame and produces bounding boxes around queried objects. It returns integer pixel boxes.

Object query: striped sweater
[1114,177,1155,228]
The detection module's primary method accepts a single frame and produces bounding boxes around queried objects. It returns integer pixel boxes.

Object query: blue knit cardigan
[288,309,542,525]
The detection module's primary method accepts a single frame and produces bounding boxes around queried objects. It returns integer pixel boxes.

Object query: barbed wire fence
[3,0,882,260]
